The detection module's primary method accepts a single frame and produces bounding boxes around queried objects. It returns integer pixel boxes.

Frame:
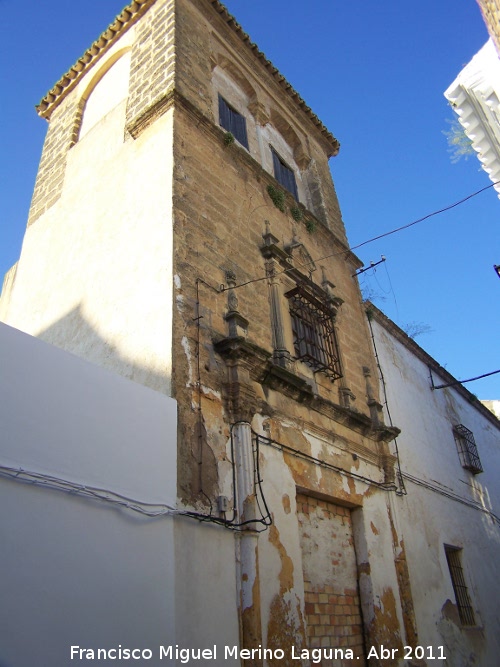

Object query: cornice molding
[214,335,400,444]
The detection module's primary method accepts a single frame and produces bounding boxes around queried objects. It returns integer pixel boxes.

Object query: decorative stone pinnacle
[262,221,279,247]
[225,269,236,289]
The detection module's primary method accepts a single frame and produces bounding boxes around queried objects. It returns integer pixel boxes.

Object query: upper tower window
[272,148,298,199]
[218,95,249,149]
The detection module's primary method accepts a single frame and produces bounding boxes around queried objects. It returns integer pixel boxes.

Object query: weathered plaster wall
[370,313,500,666]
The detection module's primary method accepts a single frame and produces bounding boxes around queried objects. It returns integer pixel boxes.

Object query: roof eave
[35,0,340,156]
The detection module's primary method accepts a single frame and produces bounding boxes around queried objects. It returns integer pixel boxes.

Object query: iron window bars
[271,148,298,199]
[444,546,476,626]
[453,424,483,474]
[285,285,342,381]
[218,95,249,149]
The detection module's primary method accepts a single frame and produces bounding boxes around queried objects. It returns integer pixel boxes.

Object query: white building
[445,38,500,197]
[368,304,500,666]
[0,321,239,666]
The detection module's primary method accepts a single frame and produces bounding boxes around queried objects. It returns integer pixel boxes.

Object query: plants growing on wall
[266,184,317,233]
[267,184,286,212]
[223,131,235,146]
[290,204,303,222]
[305,218,316,234]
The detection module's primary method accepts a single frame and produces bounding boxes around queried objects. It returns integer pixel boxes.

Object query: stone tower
[1,0,415,662]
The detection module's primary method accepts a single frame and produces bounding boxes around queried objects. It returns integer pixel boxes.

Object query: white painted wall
[370,315,500,665]
[445,39,500,198]
[0,322,178,666]
[0,322,242,666]
[2,29,174,396]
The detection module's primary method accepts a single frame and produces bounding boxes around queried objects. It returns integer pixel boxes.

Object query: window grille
[285,286,342,381]
[271,148,298,199]
[453,424,483,474]
[218,95,249,149]
[444,546,476,626]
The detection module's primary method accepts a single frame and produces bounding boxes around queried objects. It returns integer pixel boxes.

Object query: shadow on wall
[36,303,170,395]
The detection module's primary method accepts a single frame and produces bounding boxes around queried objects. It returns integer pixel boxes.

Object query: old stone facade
[1,1,428,664]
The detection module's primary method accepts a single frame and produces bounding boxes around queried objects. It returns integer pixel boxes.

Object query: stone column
[233,422,263,666]
[266,258,293,369]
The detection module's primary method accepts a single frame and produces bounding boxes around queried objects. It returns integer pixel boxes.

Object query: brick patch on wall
[297,494,365,666]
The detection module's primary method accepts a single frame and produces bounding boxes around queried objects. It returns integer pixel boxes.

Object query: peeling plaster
[181,335,194,389]
[282,494,291,514]
[266,594,306,667]
[386,503,419,648]
[201,384,222,401]
[266,524,306,664]
[369,587,403,662]
[269,524,294,593]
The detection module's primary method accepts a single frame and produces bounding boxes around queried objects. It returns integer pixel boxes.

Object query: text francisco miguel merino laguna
[70,644,359,663]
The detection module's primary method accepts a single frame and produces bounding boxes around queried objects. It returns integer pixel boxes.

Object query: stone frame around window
[285,284,342,382]
[260,227,343,384]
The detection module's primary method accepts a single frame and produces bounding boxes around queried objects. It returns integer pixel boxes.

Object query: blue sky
[1,1,499,398]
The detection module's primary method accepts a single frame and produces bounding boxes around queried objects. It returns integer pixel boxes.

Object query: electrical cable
[366,315,407,495]
[0,464,180,517]
[254,430,397,492]
[0,421,272,531]
[431,368,500,390]
[220,180,500,293]
[383,260,399,321]
[402,472,500,526]
[253,432,273,526]
[173,424,272,531]
[351,180,499,251]
[0,453,271,531]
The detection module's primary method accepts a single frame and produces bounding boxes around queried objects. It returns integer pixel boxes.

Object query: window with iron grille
[271,148,298,199]
[453,424,483,474]
[285,286,342,381]
[218,95,249,149]
[444,546,476,626]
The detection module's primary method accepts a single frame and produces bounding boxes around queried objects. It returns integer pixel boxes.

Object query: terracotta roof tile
[35,0,339,155]
[36,0,155,119]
